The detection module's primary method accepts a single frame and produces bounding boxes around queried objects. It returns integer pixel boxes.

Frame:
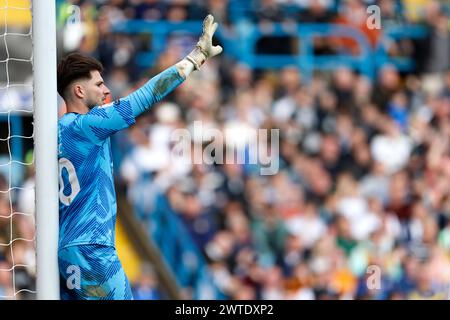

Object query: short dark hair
[57,53,104,99]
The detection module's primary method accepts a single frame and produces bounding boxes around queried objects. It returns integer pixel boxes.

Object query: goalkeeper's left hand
[186,14,223,70]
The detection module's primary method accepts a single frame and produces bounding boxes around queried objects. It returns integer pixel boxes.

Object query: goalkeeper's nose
[102,84,111,98]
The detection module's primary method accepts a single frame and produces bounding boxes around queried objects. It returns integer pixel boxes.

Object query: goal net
[0,0,36,300]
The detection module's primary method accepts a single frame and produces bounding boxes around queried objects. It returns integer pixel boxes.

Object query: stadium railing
[236,22,374,81]
[375,23,429,71]
[112,20,428,82]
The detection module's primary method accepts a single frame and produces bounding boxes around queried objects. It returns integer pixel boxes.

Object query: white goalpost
[0,0,59,300]
[31,0,59,299]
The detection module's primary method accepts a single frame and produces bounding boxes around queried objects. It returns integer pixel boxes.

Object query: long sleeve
[74,65,185,144]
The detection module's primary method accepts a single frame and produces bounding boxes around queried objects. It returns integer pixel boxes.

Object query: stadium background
[1,0,450,300]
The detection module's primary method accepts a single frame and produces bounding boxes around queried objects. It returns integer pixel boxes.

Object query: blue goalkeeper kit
[58,66,184,300]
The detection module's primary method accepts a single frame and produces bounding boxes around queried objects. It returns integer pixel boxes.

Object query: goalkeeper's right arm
[75,14,223,141]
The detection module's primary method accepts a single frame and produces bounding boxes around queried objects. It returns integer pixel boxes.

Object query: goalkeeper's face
[83,70,110,109]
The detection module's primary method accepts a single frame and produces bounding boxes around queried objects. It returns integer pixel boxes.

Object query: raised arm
[126,14,223,117]
[75,15,223,143]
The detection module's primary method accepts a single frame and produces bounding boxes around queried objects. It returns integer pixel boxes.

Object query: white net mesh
[0,0,36,300]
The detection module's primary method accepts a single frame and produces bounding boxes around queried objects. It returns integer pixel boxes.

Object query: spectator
[132,263,162,300]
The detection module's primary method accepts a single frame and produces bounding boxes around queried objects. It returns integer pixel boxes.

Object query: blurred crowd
[2,0,450,299]
[110,0,450,300]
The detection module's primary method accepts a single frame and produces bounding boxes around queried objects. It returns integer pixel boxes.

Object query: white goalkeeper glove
[186,14,223,70]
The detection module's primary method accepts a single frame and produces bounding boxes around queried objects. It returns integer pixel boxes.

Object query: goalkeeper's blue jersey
[57,65,184,250]
[58,99,136,249]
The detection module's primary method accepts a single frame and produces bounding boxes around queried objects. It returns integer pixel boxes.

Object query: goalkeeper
[57,15,222,300]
